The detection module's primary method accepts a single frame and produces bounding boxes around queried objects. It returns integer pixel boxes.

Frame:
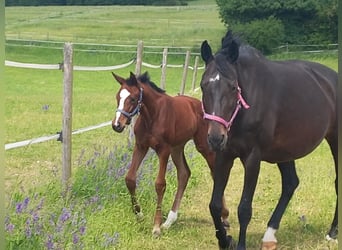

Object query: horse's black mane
[127,72,166,94]
[216,30,264,69]
[221,30,242,51]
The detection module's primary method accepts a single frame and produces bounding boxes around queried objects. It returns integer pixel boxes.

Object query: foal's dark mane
[126,72,166,94]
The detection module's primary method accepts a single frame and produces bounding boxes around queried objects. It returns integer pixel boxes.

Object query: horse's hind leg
[325,134,338,240]
[125,144,148,220]
[262,161,299,250]
[161,144,191,229]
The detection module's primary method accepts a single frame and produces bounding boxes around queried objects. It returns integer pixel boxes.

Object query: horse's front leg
[152,147,170,236]
[210,152,234,250]
[125,144,148,220]
[237,152,261,250]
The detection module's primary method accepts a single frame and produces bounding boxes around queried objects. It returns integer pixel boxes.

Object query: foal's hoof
[261,241,277,250]
[135,211,144,222]
[152,227,161,238]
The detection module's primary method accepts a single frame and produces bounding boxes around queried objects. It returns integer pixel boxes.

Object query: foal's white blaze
[114,88,131,126]
[209,73,220,82]
[262,227,277,243]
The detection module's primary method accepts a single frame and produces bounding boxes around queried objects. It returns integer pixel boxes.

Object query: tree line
[5,0,189,6]
[216,0,338,54]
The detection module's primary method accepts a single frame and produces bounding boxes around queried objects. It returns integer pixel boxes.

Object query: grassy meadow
[5,1,338,249]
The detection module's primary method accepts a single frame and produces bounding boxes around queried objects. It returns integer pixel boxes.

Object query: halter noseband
[202,82,250,131]
[116,88,143,119]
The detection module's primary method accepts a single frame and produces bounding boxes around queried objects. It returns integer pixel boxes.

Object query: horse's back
[251,59,337,162]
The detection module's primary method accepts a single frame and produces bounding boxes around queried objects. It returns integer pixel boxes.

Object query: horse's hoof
[219,235,234,250]
[326,226,338,241]
[135,211,144,222]
[152,227,161,238]
[222,219,230,229]
[261,241,277,250]
[326,234,338,243]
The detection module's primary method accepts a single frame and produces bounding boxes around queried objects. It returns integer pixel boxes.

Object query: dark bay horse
[200,30,337,250]
[111,71,229,236]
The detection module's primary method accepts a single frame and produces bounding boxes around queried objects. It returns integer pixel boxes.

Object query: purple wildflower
[79,225,86,235]
[25,226,32,238]
[5,223,15,233]
[15,203,23,214]
[23,197,30,207]
[36,198,44,210]
[15,197,30,214]
[59,208,71,223]
[73,233,80,244]
[46,235,54,250]
[103,232,120,247]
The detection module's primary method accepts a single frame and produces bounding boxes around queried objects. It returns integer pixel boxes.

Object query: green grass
[5,2,338,250]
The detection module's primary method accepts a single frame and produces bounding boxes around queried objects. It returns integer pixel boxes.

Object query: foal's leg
[125,144,149,220]
[193,135,230,227]
[261,161,299,250]
[152,146,171,236]
[325,135,338,240]
[162,145,191,229]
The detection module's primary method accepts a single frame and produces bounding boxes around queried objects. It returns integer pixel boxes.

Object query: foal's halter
[202,82,250,131]
[116,88,143,119]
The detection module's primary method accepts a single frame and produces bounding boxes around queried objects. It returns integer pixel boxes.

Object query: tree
[216,0,337,53]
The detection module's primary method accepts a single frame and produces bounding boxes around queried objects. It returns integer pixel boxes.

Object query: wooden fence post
[180,50,190,95]
[191,55,199,91]
[62,42,73,189]
[160,48,168,90]
[128,40,144,147]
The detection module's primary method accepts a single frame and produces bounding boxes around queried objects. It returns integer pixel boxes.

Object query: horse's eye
[130,97,136,103]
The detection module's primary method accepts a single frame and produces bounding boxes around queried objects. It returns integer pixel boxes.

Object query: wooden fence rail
[5,40,204,186]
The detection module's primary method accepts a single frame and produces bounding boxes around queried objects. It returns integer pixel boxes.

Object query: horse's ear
[201,40,213,65]
[226,40,239,63]
[129,71,138,86]
[112,72,125,85]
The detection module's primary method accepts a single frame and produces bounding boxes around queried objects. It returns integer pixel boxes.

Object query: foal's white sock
[162,210,178,229]
[262,227,277,242]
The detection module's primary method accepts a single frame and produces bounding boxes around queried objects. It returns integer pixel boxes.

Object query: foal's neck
[139,85,168,117]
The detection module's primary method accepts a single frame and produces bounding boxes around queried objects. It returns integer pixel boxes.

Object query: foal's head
[111,71,143,133]
[200,30,249,151]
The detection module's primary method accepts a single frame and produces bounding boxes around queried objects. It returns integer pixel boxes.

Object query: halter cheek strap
[117,88,143,119]
[202,84,250,130]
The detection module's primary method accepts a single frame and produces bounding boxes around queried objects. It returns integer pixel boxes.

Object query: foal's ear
[129,71,138,86]
[226,40,239,64]
[111,72,125,85]
[201,40,214,65]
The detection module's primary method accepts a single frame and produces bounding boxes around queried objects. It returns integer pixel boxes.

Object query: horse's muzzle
[207,133,226,151]
[112,123,125,133]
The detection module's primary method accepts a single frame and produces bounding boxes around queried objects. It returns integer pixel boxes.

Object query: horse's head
[111,71,143,133]
[200,30,249,151]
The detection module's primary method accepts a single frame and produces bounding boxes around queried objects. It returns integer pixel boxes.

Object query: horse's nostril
[112,123,124,133]
[208,134,225,151]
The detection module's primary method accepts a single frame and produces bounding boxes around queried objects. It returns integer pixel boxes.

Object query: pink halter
[202,83,250,131]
